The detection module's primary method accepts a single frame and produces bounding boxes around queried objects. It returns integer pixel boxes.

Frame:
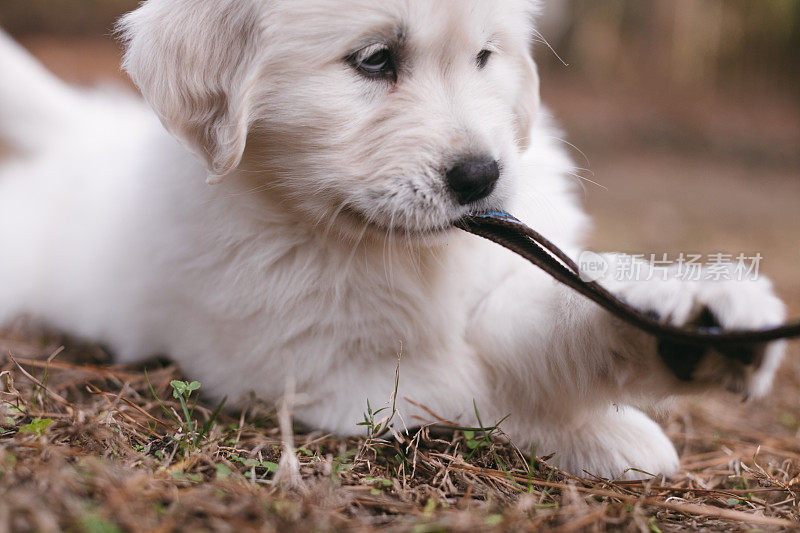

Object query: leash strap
[456,212,800,347]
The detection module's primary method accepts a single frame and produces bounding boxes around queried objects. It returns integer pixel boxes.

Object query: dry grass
[1,326,799,532]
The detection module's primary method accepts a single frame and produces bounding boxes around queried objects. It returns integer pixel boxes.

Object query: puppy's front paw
[629,276,786,398]
[550,407,679,480]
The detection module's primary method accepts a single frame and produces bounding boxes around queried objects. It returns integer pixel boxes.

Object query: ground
[1,36,799,532]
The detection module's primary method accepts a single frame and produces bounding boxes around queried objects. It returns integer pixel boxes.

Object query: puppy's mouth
[324,173,508,240]
[338,205,458,239]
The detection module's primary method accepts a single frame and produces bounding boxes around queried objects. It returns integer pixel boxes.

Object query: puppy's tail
[0,29,78,152]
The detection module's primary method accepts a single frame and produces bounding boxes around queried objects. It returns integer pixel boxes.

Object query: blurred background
[0,0,799,479]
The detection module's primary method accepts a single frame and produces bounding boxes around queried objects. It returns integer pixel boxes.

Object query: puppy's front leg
[598,253,787,399]
[466,252,786,478]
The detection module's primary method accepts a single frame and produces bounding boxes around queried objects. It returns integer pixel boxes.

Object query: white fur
[0,0,786,479]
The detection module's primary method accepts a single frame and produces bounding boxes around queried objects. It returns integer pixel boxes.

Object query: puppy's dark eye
[477,49,492,69]
[349,44,396,81]
[361,50,391,72]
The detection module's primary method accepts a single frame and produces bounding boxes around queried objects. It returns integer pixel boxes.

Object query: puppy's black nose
[445,157,500,205]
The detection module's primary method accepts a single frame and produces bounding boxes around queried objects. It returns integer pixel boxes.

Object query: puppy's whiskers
[531,29,569,67]
[550,136,593,172]
[518,183,573,237]
[406,209,425,280]
[565,170,605,192]
[341,219,370,285]
[383,211,397,292]
[320,199,350,241]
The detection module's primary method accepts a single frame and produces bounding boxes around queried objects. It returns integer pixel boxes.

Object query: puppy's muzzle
[446,157,500,205]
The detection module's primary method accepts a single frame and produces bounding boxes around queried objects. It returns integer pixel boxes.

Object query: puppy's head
[120,0,542,238]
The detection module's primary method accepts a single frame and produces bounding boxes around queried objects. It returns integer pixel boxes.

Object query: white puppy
[0,0,786,478]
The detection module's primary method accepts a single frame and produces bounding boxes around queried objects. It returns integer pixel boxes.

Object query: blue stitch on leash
[470,211,521,223]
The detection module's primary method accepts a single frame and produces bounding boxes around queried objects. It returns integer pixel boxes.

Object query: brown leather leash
[456,212,800,348]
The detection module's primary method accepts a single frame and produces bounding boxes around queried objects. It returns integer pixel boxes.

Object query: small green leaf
[463,430,475,440]
[215,463,232,479]
[726,498,741,506]
[170,380,186,399]
[263,461,279,474]
[485,514,504,526]
[423,498,437,515]
[186,381,201,392]
[79,514,123,533]
[364,477,393,488]
[20,418,53,435]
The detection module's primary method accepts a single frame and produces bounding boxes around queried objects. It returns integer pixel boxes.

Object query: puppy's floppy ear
[118,0,262,183]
